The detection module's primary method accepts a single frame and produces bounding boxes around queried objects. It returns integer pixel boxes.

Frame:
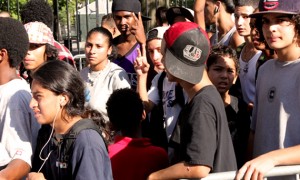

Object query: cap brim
[164,48,204,85]
[250,11,297,18]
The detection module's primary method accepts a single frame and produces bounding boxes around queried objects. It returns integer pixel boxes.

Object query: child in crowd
[107,88,168,180]
[80,27,130,122]
[207,45,251,168]
[0,17,40,180]
[28,60,112,180]
[21,21,58,84]
[235,0,300,179]
[147,22,237,179]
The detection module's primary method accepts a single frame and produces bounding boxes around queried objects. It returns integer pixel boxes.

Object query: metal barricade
[200,165,300,180]
[74,54,86,71]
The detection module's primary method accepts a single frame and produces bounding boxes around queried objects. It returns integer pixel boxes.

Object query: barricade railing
[181,165,300,180]
[74,54,86,71]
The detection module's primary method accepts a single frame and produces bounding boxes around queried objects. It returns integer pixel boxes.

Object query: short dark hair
[233,0,259,8]
[0,17,29,68]
[156,6,168,26]
[86,27,117,60]
[31,60,86,121]
[106,88,143,136]
[207,45,239,73]
[45,44,58,60]
[86,27,113,47]
[20,0,54,29]
[101,13,116,29]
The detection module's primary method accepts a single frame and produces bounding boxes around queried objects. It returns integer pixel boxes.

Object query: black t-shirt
[170,85,237,172]
[226,95,251,168]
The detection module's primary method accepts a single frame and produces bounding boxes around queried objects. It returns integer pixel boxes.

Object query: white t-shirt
[148,73,187,141]
[80,61,131,121]
[0,78,40,167]
[239,49,262,104]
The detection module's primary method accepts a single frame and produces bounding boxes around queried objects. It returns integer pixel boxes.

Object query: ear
[0,49,8,63]
[112,27,117,36]
[59,93,69,107]
[108,45,113,57]
[214,1,221,14]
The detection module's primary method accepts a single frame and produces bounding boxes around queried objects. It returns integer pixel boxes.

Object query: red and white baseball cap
[163,22,210,85]
[24,21,54,46]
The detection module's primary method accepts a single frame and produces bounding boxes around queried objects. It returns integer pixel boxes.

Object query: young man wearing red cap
[112,0,149,90]
[0,17,40,179]
[235,0,300,179]
[147,22,237,179]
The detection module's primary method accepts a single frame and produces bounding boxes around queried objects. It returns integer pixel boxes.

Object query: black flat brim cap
[112,0,151,21]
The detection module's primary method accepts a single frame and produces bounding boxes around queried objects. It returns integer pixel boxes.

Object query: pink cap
[24,21,54,46]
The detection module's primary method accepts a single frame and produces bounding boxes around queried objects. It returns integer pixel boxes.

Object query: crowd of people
[0,0,300,179]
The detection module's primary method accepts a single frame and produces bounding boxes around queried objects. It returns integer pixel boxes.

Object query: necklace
[243,63,248,73]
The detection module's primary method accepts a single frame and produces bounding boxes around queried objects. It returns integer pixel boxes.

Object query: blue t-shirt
[36,129,112,180]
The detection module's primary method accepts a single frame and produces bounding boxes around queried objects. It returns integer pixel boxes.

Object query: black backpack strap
[158,71,166,101]
[174,84,185,107]
[61,119,107,163]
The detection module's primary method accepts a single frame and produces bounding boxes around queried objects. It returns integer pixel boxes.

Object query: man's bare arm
[0,159,30,180]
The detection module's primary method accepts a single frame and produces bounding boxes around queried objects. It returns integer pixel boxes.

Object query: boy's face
[207,56,237,95]
[147,39,164,71]
[234,6,255,37]
[23,43,47,71]
[261,13,295,51]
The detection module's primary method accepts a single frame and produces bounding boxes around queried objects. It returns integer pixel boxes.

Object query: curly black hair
[207,44,239,74]
[106,88,144,137]
[292,14,300,41]
[0,17,29,68]
[20,0,53,29]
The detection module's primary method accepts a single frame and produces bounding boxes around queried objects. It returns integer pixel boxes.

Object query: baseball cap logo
[263,0,279,10]
[183,45,202,62]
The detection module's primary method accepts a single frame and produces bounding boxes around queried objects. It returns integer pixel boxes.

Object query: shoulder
[74,129,106,151]
[151,72,164,83]
[80,67,89,74]
[190,86,225,114]
[6,79,31,103]
[110,62,128,73]
[231,31,245,49]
